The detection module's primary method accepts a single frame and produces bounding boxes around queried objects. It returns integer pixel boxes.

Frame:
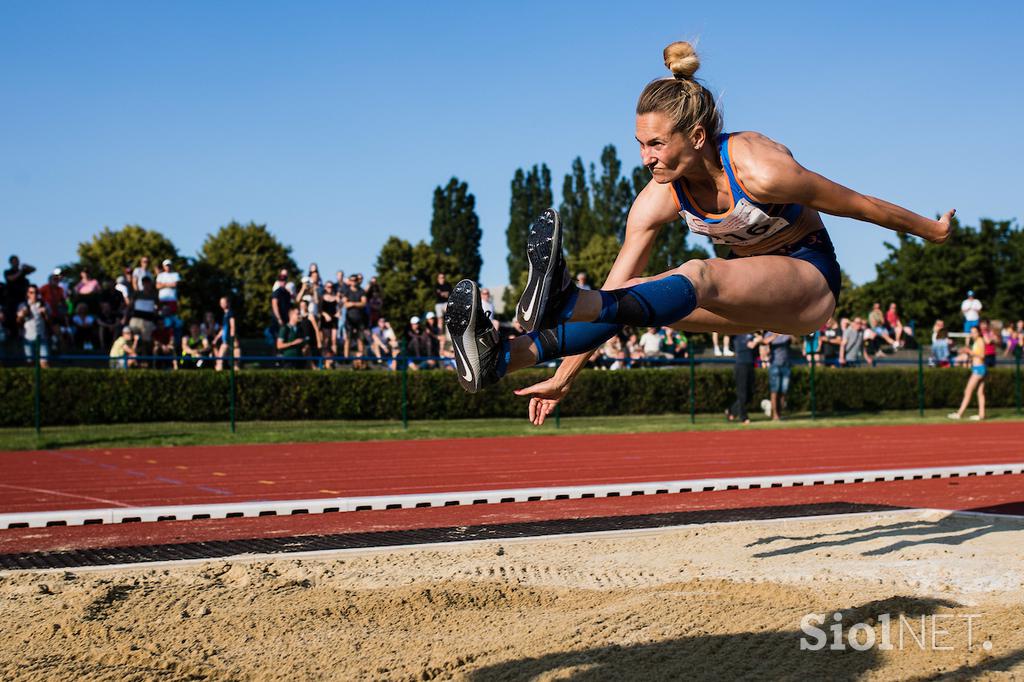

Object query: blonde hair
[636,42,722,139]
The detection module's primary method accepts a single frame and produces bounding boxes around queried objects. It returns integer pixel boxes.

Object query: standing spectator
[366,276,383,328]
[73,268,101,314]
[114,275,132,307]
[711,331,733,357]
[5,255,35,336]
[821,317,842,367]
[131,257,153,292]
[335,270,349,356]
[213,296,239,371]
[320,280,340,366]
[979,319,998,368]
[343,274,368,366]
[71,303,98,350]
[297,299,321,367]
[479,287,497,328]
[726,332,761,424]
[156,259,180,314]
[961,290,982,333]
[840,317,873,367]
[575,272,592,290]
[96,300,121,352]
[763,332,792,420]
[886,303,905,348]
[802,328,822,366]
[276,307,308,365]
[433,273,452,331]
[270,269,292,337]
[17,284,49,367]
[108,326,137,369]
[40,270,68,330]
[949,326,986,421]
[201,311,220,349]
[125,275,159,361]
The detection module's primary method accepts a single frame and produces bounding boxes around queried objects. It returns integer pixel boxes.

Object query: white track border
[3,462,1023,530]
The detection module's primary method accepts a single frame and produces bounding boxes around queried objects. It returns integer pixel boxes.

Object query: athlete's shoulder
[726,131,803,202]
[630,174,682,228]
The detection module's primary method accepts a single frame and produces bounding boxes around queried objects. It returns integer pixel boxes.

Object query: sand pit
[2,509,1023,680]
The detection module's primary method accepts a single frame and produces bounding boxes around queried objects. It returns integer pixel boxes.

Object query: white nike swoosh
[454,336,474,383]
[520,262,538,322]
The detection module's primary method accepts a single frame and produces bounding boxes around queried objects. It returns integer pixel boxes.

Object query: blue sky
[2,1,1021,292]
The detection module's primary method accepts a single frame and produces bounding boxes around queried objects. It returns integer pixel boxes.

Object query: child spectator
[109,326,137,369]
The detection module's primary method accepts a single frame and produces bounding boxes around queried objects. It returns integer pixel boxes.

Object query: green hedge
[0,366,1020,427]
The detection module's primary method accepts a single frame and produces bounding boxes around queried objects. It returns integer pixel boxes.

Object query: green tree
[567,234,622,289]
[76,225,180,281]
[190,221,298,334]
[375,236,459,338]
[590,145,633,241]
[431,177,482,283]
[559,157,594,260]
[504,164,553,313]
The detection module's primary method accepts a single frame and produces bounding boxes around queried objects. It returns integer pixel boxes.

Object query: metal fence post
[228,336,236,433]
[809,347,817,420]
[400,340,408,429]
[917,345,925,418]
[1016,352,1022,415]
[688,349,696,424]
[33,339,42,436]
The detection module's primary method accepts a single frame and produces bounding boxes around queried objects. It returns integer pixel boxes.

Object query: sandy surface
[2,509,1023,680]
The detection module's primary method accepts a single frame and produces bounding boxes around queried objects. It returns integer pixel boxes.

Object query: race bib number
[682,199,790,246]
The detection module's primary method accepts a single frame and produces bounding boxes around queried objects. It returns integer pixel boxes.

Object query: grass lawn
[1,408,1022,452]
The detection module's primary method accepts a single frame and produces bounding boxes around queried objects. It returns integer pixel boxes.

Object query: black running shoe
[516,208,577,333]
[445,279,502,393]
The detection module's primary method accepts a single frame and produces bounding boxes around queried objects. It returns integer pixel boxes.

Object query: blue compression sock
[527,323,622,364]
[595,275,698,327]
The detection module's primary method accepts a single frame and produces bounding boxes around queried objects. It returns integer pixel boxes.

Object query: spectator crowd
[3,254,1022,377]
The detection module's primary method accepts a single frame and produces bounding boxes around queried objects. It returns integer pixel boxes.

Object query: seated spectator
[1003,320,1023,359]
[479,287,497,328]
[366,276,383,328]
[151,316,178,369]
[109,326,137,369]
[866,302,896,353]
[639,327,670,364]
[840,317,874,367]
[181,322,211,368]
[369,316,399,368]
[40,270,68,330]
[406,316,435,370]
[71,302,98,350]
[575,272,592,290]
[201,311,220,350]
[424,311,442,357]
[114,275,131,307]
[662,326,688,360]
[433,273,452,332]
[931,328,952,367]
[601,334,626,370]
[886,303,905,348]
[296,298,321,368]
[95,301,121,351]
[276,308,309,366]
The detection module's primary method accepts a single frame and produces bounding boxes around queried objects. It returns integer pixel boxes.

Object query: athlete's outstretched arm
[735,134,955,243]
[514,180,678,425]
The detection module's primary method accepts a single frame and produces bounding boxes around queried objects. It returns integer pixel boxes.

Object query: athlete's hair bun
[663,41,700,80]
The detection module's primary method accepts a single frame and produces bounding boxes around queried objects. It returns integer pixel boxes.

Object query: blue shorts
[731,229,842,303]
[769,364,791,393]
[971,364,987,377]
[964,319,979,333]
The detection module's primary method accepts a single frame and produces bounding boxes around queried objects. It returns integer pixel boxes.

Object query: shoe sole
[516,209,562,333]
[445,279,482,393]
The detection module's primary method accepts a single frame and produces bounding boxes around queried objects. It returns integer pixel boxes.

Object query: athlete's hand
[929,209,956,244]
[514,377,572,426]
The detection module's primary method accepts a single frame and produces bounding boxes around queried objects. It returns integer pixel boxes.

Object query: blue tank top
[671,134,803,247]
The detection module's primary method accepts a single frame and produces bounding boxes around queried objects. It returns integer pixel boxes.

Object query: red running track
[1,422,1022,555]
[2,422,1023,514]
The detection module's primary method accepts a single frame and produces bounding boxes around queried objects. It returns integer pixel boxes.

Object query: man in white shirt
[639,327,669,362]
[961,290,982,333]
[156,259,180,314]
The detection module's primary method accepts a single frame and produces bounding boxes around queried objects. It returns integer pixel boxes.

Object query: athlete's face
[635,112,703,184]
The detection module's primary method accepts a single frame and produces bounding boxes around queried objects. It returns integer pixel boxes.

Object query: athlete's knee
[675,259,715,300]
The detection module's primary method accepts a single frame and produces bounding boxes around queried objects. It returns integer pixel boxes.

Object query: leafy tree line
[839,218,1024,328]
